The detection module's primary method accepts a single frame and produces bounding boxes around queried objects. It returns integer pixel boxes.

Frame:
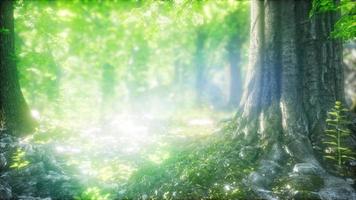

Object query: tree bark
[238,0,354,199]
[0,0,36,136]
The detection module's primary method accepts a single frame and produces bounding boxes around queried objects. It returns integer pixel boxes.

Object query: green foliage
[311,0,356,40]
[10,148,30,169]
[323,101,355,174]
[1,132,83,199]
[14,0,249,128]
[10,0,251,199]
[75,187,111,200]
[123,120,258,200]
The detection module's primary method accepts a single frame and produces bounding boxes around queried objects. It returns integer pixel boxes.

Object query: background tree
[225,8,249,107]
[238,0,353,198]
[0,0,35,135]
[100,63,116,124]
[194,26,207,105]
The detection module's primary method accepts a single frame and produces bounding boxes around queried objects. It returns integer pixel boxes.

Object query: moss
[272,172,324,199]
[293,190,321,200]
[288,174,324,191]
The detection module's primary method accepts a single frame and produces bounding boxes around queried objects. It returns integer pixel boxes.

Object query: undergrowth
[323,101,355,176]
[121,115,260,200]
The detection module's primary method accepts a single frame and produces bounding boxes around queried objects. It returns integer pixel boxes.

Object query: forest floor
[3,106,234,199]
[3,105,355,199]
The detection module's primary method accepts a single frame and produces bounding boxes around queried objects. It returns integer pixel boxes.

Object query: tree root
[244,145,356,200]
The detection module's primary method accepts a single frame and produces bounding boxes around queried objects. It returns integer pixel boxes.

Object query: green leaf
[323,141,337,145]
[339,129,351,133]
[327,123,338,127]
[327,112,338,117]
[324,156,336,160]
[325,134,337,139]
[341,155,355,159]
[338,147,350,151]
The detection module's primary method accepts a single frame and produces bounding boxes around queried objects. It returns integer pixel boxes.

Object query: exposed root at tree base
[243,145,355,200]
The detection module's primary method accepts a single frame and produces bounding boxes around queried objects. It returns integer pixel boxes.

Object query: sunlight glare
[55,145,81,154]
[188,118,213,126]
[224,184,232,191]
[31,109,40,120]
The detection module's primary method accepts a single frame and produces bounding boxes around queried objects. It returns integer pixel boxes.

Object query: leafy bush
[75,187,111,200]
[0,130,83,199]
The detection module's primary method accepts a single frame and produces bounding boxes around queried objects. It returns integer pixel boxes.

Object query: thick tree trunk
[0,0,35,136]
[238,0,354,199]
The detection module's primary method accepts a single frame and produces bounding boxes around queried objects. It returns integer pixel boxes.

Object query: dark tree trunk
[237,0,354,199]
[0,0,35,136]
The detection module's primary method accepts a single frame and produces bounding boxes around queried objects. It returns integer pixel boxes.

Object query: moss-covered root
[245,150,355,199]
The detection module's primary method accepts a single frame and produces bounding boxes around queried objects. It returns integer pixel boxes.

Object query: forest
[0,0,355,199]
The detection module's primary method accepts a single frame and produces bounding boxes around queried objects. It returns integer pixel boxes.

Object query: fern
[10,148,30,169]
[323,101,355,174]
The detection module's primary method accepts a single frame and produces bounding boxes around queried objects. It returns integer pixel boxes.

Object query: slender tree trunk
[0,0,35,136]
[195,27,207,105]
[227,37,243,107]
[46,47,61,102]
[237,0,354,199]
[173,58,184,102]
[100,63,116,125]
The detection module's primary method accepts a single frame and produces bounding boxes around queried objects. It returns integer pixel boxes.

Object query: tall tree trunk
[46,46,61,103]
[195,27,207,105]
[227,36,243,107]
[100,63,116,125]
[0,0,35,136]
[238,0,354,199]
